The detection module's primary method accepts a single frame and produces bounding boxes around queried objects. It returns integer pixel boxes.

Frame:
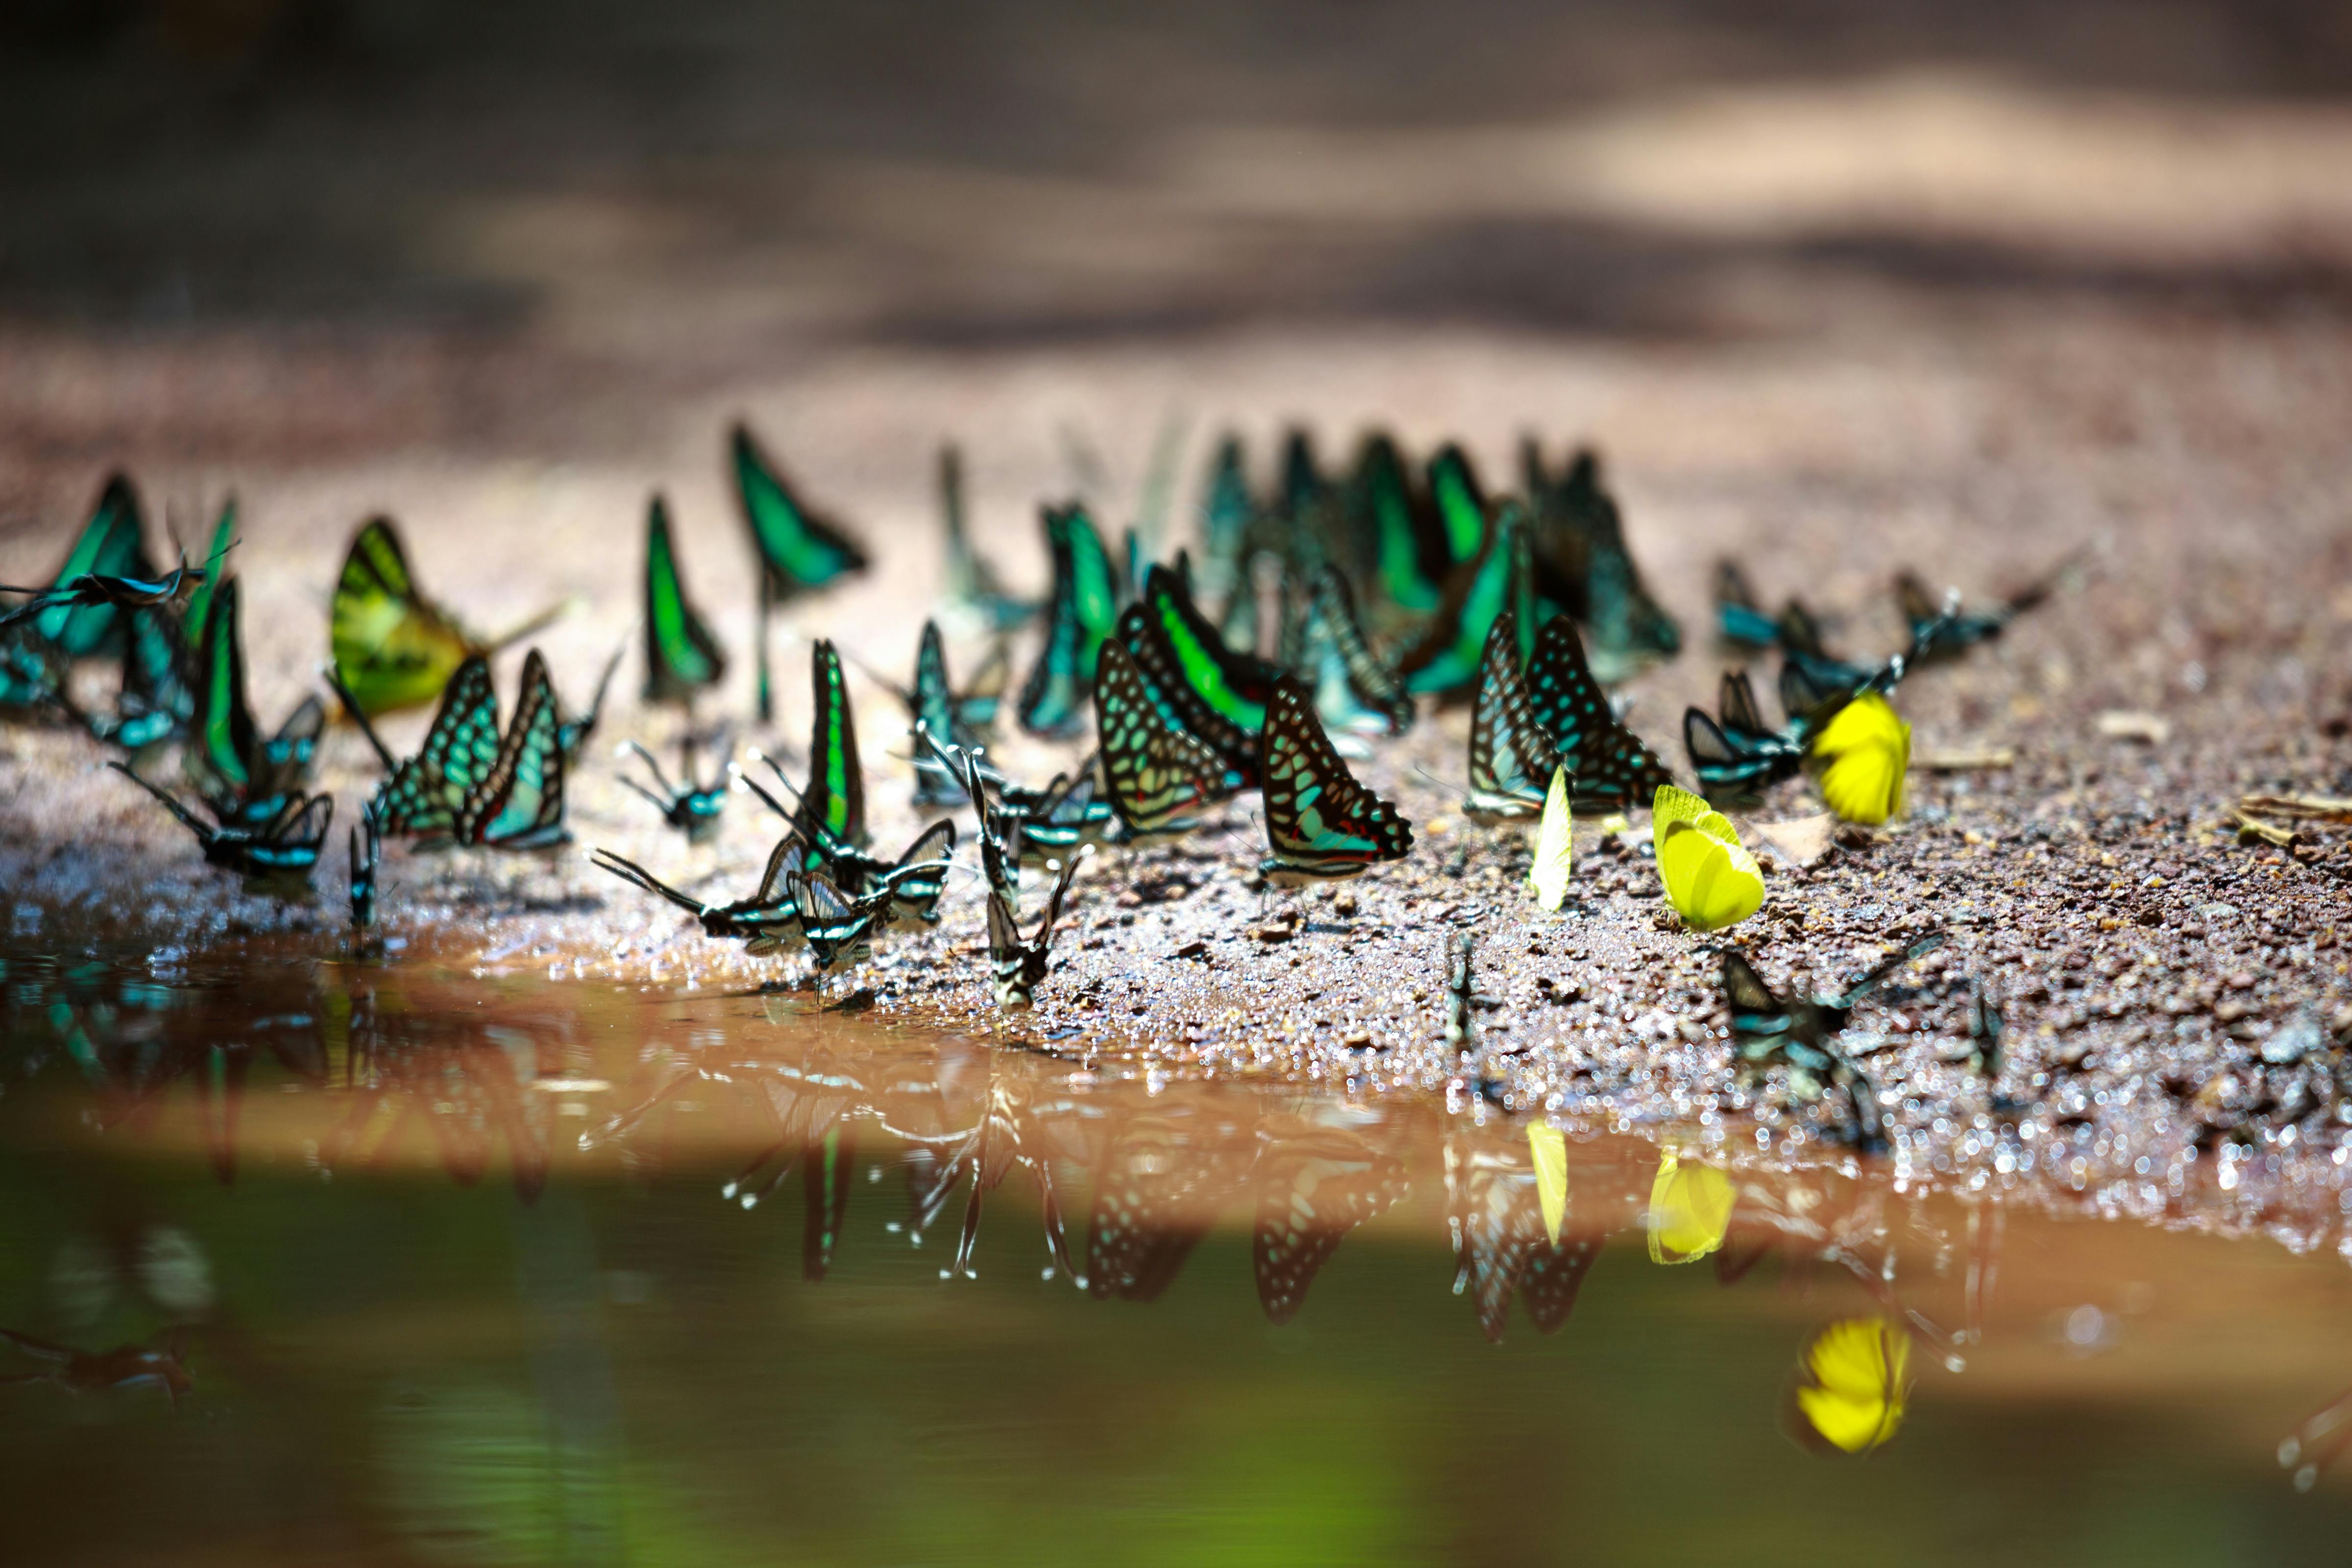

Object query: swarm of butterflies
[0,422,2067,1125]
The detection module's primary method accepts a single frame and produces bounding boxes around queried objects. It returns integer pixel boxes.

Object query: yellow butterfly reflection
[1652,784,1763,933]
[1790,1318,1911,1454]
[1525,764,1573,913]
[1528,1123,1568,1246]
[1811,693,1910,826]
[1646,1147,1734,1264]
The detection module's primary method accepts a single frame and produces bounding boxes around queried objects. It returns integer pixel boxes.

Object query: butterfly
[592,836,807,952]
[1647,1146,1736,1264]
[1721,937,1943,1148]
[0,626,71,720]
[87,601,196,753]
[923,734,1023,907]
[1257,675,1414,885]
[937,443,1033,631]
[17,474,155,660]
[448,649,570,850]
[733,421,868,718]
[349,802,381,940]
[331,517,565,718]
[1092,637,1245,841]
[1118,562,1279,785]
[1652,783,1764,933]
[1001,762,1118,858]
[1714,559,1783,651]
[619,730,732,844]
[109,760,333,883]
[1526,765,1575,912]
[793,638,869,853]
[738,756,959,922]
[1342,432,1448,615]
[177,498,237,653]
[1250,1117,1409,1325]
[1016,503,1123,737]
[1790,1318,1911,1455]
[341,654,503,839]
[1776,647,1905,740]
[183,576,324,826]
[1465,609,1565,824]
[1521,445,1683,684]
[1964,980,2003,1081]
[1397,503,1517,697]
[785,869,900,981]
[1197,433,1256,597]
[1085,1111,1234,1303]
[906,618,1004,806]
[1444,1136,1601,1343]
[1290,564,1415,736]
[1896,557,2074,665]
[1522,614,1676,813]
[1683,668,1806,805]
[0,544,217,632]
[985,844,1088,1007]
[1424,443,1492,570]
[641,494,727,709]
[556,644,623,762]
[1809,691,1910,826]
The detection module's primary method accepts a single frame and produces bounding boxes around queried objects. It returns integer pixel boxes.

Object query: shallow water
[6,943,2352,1568]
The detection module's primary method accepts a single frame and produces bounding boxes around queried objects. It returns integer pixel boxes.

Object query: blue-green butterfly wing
[459,649,570,849]
[1523,615,1675,814]
[642,496,726,705]
[1258,676,1413,871]
[732,423,868,596]
[378,655,501,837]
[1093,637,1243,837]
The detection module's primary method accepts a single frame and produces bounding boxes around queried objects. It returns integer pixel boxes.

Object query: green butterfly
[109,760,333,883]
[1896,558,2075,665]
[592,836,807,953]
[1340,433,1448,615]
[986,846,1088,1008]
[1000,762,1117,859]
[331,517,565,718]
[1093,637,1244,841]
[642,494,727,709]
[344,654,504,840]
[1464,610,1566,824]
[1288,565,1414,737]
[733,421,869,719]
[620,731,731,845]
[0,627,69,719]
[450,649,571,850]
[1522,614,1676,814]
[29,474,154,659]
[1396,504,1520,696]
[792,638,869,854]
[938,444,1035,631]
[737,755,956,922]
[184,576,324,827]
[1257,675,1414,885]
[1521,445,1682,684]
[179,499,238,653]
[1121,563,1279,778]
[906,618,1005,806]
[1015,503,1121,738]
[1425,444,1492,570]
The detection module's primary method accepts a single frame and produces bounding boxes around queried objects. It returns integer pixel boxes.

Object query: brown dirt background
[4,0,2352,1213]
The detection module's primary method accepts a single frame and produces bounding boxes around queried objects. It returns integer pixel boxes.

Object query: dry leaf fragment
[2096,710,2171,744]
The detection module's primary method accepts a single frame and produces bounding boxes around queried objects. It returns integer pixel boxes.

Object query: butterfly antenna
[322,666,401,774]
[485,595,581,653]
[620,739,678,796]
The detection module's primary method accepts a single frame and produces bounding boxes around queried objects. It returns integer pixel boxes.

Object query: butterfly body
[1257,676,1413,885]
[592,838,808,952]
[620,732,731,845]
[985,847,1086,1008]
[787,870,899,975]
[110,761,333,883]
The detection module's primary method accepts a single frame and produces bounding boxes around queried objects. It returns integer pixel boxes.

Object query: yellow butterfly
[1791,1318,1911,1454]
[1525,764,1573,911]
[1528,1122,1568,1246]
[331,518,568,717]
[1646,1146,1733,1264]
[1652,784,1764,932]
[1810,693,1910,825]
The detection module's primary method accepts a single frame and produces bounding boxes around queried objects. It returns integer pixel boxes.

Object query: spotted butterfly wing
[1250,1121,1408,1325]
[1093,638,1242,839]
[456,649,569,849]
[1464,610,1564,823]
[642,495,726,707]
[1257,676,1413,884]
[376,655,503,838]
[1292,564,1414,736]
[1117,564,1274,785]
[1523,615,1675,814]
[1086,1113,1226,1303]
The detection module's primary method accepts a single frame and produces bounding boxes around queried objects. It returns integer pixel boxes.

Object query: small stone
[1332,890,1358,917]
[1173,939,1209,960]
[2226,971,2256,990]
[2262,1008,2325,1066]
[1251,923,1296,944]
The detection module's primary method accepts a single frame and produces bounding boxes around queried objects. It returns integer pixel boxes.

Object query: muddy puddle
[7,941,2352,1566]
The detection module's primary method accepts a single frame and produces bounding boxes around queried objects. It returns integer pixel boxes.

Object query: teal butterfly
[109,760,332,883]
[1343,433,1448,615]
[1250,1120,1410,1325]
[986,845,1087,1007]
[0,626,69,718]
[938,444,1034,631]
[183,576,324,827]
[733,421,868,719]
[179,499,237,654]
[786,869,900,983]
[738,756,957,922]
[1523,444,1682,684]
[1714,559,1783,651]
[792,638,868,854]
[344,655,504,840]
[24,474,155,658]
[1425,443,1491,570]
[88,601,196,753]
[1896,558,2075,665]
[1016,503,1121,737]
[1257,675,1414,885]
[1723,936,1943,1150]
[348,803,381,940]
[1198,434,1255,594]
[451,649,570,849]
[1684,668,1806,804]
[906,618,1004,806]
[619,730,732,845]
[1093,637,1244,841]
[642,495,727,709]
[1522,614,1676,814]
[1445,1131,1600,1344]
[1119,563,1279,784]
[592,836,807,953]
[1396,503,1519,695]
[1464,610,1566,824]
[1288,564,1414,737]
[1001,763,1118,859]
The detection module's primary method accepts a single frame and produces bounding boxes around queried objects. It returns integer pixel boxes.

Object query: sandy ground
[4,1,2352,1223]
